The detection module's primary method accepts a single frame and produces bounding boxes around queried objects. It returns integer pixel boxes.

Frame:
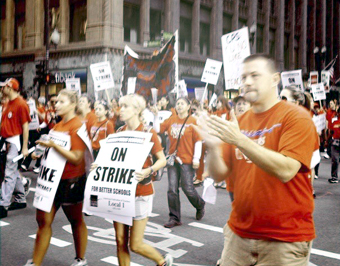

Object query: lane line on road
[189,222,340,262]
[0,221,10,227]
[149,213,160,217]
[311,248,340,260]
[29,234,72,247]
[101,256,143,265]
[188,222,223,233]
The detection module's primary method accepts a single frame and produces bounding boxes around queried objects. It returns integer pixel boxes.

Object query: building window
[284,0,289,21]
[0,1,5,52]
[200,22,210,56]
[284,33,289,70]
[269,29,275,58]
[150,9,162,41]
[258,0,263,11]
[256,25,264,53]
[180,17,192,53]
[270,0,275,15]
[223,15,232,35]
[14,0,26,50]
[69,0,87,43]
[124,3,140,44]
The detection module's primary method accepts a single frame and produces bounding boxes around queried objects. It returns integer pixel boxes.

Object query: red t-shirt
[160,115,201,164]
[118,123,163,196]
[326,109,337,130]
[223,101,318,242]
[0,97,31,138]
[53,116,87,180]
[90,119,114,150]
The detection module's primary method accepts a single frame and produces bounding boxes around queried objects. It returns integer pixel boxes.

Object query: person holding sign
[77,94,97,134]
[113,94,172,266]
[196,55,318,266]
[90,101,114,160]
[25,90,89,266]
[156,97,205,229]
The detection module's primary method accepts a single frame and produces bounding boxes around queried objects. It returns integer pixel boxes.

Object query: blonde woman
[25,90,88,266]
[114,94,172,266]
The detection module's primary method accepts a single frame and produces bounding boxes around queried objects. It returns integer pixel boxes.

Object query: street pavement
[1,157,339,266]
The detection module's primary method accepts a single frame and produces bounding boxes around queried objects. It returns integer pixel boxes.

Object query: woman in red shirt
[114,94,172,266]
[90,101,114,160]
[26,90,88,266]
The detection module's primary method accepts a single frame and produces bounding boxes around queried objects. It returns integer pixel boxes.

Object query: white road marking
[309,263,318,266]
[101,256,143,266]
[174,264,209,266]
[29,234,72,247]
[29,187,36,192]
[188,222,223,233]
[149,212,160,217]
[311,248,340,260]
[0,221,9,227]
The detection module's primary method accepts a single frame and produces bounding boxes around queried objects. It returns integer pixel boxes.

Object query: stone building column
[102,0,112,42]
[140,0,150,44]
[165,0,180,33]
[112,0,124,45]
[263,0,270,54]
[309,0,316,71]
[210,0,223,59]
[326,0,334,61]
[247,0,257,54]
[298,0,307,73]
[25,0,44,49]
[192,0,200,54]
[4,0,15,52]
[86,0,103,41]
[335,1,340,78]
[275,0,285,71]
[288,0,295,70]
[59,0,69,45]
[316,0,326,68]
[231,0,239,31]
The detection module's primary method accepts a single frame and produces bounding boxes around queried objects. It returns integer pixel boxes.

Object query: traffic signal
[36,61,45,81]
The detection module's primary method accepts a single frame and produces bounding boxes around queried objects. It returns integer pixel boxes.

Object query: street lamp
[249,24,257,47]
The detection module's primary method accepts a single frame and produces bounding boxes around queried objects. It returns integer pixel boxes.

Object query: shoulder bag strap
[91,120,109,141]
[174,115,190,152]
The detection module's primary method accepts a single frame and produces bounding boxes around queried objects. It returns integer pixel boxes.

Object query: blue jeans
[167,163,205,222]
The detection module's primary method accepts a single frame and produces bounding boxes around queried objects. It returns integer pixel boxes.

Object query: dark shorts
[54,174,87,207]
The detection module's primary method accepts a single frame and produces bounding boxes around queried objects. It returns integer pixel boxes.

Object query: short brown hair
[243,54,278,73]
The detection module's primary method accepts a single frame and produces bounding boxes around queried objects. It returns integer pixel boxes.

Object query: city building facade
[0,0,339,99]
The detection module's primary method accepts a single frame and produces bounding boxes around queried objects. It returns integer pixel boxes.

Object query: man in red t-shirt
[197,55,318,266]
[0,78,31,218]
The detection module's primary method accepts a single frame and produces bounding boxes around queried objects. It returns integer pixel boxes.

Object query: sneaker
[20,165,28,171]
[24,259,36,266]
[164,219,182,228]
[193,178,203,187]
[196,206,205,220]
[216,259,221,266]
[8,202,27,211]
[71,258,88,266]
[328,177,339,183]
[0,206,8,219]
[33,167,40,174]
[23,177,32,197]
[163,254,173,266]
[321,152,330,159]
[220,181,226,189]
[314,175,318,179]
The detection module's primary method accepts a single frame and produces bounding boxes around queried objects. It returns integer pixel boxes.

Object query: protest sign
[77,124,94,176]
[33,131,70,212]
[195,87,206,101]
[321,70,330,93]
[90,61,115,91]
[281,70,304,91]
[127,77,137,95]
[311,83,326,101]
[83,131,153,225]
[158,110,172,123]
[221,27,251,90]
[202,178,217,205]
[177,80,188,99]
[27,99,40,130]
[312,113,326,133]
[310,71,319,85]
[65,78,81,95]
[201,59,222,85]
[209,93,218,107]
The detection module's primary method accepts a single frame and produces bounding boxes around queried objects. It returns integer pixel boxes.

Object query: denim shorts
[54,175,87,207]
[134,195,153,220]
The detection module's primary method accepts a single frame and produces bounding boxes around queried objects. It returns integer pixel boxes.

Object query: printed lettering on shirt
[234,123,281,163]
[170,124,191,139]
[8,111,12,119]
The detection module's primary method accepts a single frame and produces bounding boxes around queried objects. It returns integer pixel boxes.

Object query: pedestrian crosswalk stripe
[188,222,223,233]
[101,256,143,265]
[311,248,340,260]
[0,221,9,227]
[149,212,160,217]
[29,234,72,247]
[29,187,36,192]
